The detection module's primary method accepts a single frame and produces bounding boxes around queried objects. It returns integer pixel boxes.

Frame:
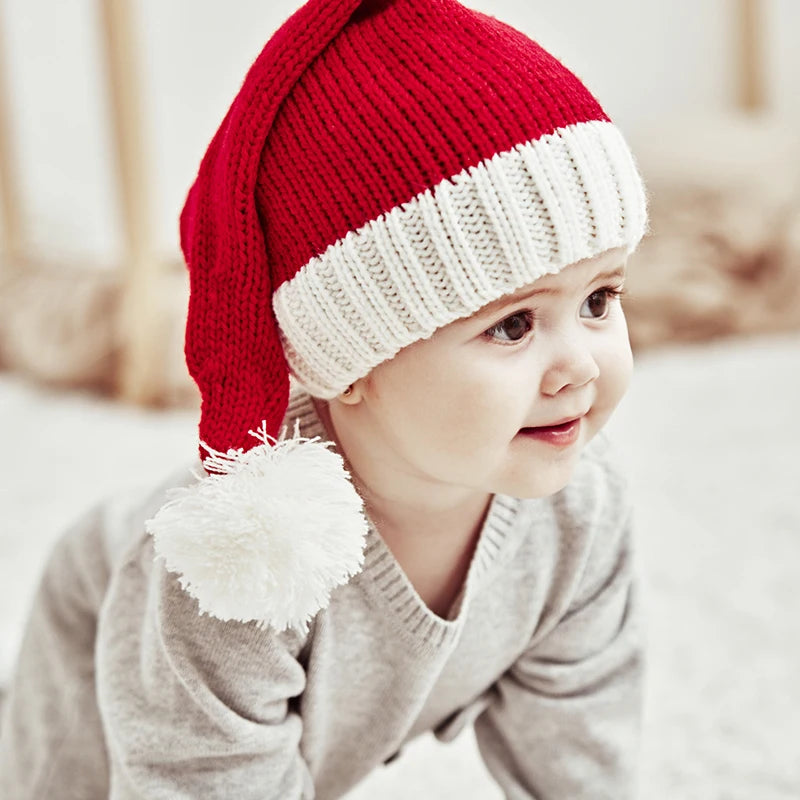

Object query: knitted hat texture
[148,0,648,631]
[180,0,648,456]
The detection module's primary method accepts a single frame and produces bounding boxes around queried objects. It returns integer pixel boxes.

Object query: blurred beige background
[1,1,798,798]
[1,0,799,400]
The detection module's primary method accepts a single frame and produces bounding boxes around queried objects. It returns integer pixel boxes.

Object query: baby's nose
[539,338,600,396]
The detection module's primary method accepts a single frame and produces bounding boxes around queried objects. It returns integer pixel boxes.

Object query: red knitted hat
[147,0,648,632]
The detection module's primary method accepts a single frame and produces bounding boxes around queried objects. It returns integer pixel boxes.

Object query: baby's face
[346,246,633,499]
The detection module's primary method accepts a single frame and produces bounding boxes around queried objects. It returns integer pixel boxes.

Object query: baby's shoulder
[94,465,312,664]
[30,462,201,643]
[48,462,200,586]
[99,461,203,567]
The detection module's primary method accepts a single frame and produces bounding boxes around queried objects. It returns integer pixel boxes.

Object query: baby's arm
[96,533,315,800]
[473,453,645,799]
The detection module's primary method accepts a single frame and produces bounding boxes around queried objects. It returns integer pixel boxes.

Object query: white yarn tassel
[145,422,368,634]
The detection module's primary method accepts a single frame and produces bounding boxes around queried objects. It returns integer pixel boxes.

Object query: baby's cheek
[598,337,633,412]
[419,380,497,453]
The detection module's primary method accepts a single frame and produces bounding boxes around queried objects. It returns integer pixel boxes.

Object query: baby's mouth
[520,418,578,433]
[516,416,583,446]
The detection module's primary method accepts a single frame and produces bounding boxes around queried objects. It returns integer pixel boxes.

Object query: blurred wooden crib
[0,0,797,407]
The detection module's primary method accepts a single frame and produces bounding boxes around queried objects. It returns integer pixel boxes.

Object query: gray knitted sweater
[0,391,644,799]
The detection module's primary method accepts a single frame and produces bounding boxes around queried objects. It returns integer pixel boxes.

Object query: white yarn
[273,119,648,398]
[145,423,368,634]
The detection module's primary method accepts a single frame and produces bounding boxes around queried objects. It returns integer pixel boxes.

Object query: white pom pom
[145,423,368,634]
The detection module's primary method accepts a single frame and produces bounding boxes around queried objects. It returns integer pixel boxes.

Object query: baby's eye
[483,311,533,344]
[579,288,623,319]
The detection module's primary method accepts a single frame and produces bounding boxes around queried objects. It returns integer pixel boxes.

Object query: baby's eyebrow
[591,265,627,284]
[473,263,627,320]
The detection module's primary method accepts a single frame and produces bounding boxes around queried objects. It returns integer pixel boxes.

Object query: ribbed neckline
[285,386,522,652]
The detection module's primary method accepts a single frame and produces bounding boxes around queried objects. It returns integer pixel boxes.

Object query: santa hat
[146,0,648,633]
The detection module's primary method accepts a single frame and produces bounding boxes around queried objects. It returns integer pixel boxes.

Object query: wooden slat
[0,8,24,271]
[737,0,766,111]
[97,0,162,404]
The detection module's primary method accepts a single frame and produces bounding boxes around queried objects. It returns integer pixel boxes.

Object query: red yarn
[181,0,363,458]
[180,0,609,459]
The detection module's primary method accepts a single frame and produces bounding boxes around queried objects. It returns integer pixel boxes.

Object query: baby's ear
[337,379,365,405]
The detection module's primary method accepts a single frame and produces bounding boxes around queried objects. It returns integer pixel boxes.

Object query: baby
[0,0,649,798]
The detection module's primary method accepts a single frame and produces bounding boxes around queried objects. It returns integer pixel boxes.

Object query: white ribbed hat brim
[273,119,648,398]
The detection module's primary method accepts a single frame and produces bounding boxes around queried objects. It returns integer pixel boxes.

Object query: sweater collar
[284,385,522,650]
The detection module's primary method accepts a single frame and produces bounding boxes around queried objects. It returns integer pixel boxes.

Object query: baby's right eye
[483,311,534,344]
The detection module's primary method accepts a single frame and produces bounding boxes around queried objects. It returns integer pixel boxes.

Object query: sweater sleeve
[472,465,645,799]
[95,531,316,800]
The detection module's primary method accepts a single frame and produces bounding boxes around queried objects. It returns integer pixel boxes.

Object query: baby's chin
[496,430,605,499]
[492,459,579,500]
[504,477,573,500]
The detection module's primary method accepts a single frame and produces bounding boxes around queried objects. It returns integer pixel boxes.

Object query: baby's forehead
[467,250,628,320]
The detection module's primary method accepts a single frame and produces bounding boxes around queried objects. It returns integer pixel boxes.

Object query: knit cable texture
[179,0,649,453]
[274,120,647,397]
